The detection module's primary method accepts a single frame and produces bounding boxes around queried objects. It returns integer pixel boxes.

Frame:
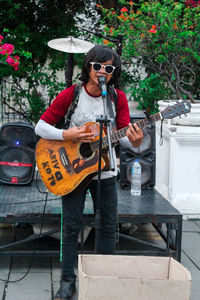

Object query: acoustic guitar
[35,100,191,196]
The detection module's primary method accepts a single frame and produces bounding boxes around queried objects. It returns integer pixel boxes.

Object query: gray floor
[0,219,199,300]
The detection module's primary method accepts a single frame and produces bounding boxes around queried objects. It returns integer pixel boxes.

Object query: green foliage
[97,0,200,107]
[0,0,86,123]
[4,68,66,123]
[131,74,172,114]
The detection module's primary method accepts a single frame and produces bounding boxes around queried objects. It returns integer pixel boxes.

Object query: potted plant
[96,0,200,121]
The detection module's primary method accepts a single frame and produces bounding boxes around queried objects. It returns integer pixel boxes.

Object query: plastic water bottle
[131,159,141,196]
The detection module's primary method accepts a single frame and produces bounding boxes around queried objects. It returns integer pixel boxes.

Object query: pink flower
[0,34,20,71]
[0,50,6,55]
[5,55,20,71]
[14,62,19,71]
[0,43,14,55]
[6,56,15,65]
[12,56,20,71]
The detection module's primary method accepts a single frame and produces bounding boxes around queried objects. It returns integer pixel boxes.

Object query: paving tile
[51,258,60,283]
[0,284,5,300]
[181,252,200,280]
[182,220,200,232]
[10,256,51,273]
[52,280,60,298]
[1,221,200,300]
[182,232,200,268]
[6,272,51,300]
[194,220,200,229]
[0,271,9,282]
[190,280,200,300]
[0,255,11,298]
[0,272,7,300]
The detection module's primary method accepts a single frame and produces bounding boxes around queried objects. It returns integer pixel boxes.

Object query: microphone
[98,76,107,96]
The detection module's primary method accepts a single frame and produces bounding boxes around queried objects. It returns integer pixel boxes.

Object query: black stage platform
[0,180,182,261]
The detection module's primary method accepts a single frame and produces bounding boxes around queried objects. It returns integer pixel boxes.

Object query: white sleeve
[35,119,64,140]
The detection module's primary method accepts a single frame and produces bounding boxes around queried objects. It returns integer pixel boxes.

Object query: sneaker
[54,279,76,300]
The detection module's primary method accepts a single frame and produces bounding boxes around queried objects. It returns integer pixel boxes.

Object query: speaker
[0,122,37,185]
[120,115,156,190]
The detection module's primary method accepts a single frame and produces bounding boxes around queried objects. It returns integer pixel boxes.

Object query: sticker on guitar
[42,149,63,186]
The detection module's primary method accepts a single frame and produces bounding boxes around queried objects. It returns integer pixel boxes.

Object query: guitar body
[35,122,108,196]
[35,100,191,196]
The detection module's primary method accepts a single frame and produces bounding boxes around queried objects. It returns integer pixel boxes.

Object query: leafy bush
[97,0,200,110]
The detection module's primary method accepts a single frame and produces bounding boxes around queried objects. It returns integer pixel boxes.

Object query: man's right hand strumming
[62,126,94,143]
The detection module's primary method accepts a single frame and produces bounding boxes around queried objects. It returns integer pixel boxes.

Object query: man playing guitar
[35,44,143,300]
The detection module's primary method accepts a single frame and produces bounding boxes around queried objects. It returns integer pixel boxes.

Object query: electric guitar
[35,100,191,196]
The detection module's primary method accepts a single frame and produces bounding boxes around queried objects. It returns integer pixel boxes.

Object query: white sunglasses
[90,62,116,74]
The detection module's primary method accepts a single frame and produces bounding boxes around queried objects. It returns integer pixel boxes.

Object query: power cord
[0,197,60,206]
[0,172,51,287]
[182,248,200,271]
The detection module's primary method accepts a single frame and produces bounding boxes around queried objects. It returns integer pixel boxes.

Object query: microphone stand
[95,77,115,253]
[75,26,124,252]
[65,53,74,88]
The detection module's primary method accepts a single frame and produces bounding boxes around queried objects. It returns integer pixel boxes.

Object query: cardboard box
[78,255,191,300]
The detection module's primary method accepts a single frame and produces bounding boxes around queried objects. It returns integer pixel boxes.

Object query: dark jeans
[61,176,118,280]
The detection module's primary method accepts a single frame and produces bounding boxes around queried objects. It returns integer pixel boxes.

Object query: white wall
[155,121,200,219]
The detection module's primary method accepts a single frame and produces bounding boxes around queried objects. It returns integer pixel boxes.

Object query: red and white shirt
[35,84,131,179]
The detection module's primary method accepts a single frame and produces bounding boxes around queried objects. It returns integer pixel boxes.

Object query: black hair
[79,44,121,87]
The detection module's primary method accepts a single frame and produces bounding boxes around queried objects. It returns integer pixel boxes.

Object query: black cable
[182,249,200,271]
[35,171,47,194]
[0,197,60,206]
[0,169,61,287]
[0,191,49,285]
[0,172,61,206]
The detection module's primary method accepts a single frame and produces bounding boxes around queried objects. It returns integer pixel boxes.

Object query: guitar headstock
[161,100,191,120]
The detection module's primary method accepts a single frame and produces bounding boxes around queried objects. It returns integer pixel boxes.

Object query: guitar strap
[63,84,81,129]
[107,86,117,132]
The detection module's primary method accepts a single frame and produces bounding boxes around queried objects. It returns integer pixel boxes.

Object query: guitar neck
[91,112,161,151]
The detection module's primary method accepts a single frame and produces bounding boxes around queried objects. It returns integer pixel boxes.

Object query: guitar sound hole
[80,143,93,158]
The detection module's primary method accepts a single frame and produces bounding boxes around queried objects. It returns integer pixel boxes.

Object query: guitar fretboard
[91,112,161,151]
